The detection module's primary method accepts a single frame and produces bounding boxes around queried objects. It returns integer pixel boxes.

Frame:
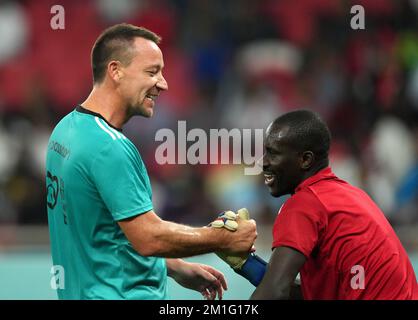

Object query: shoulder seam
[303,187,329,236]
[304,186,329,215]
[95,116,116,140]
[100,118,127,140]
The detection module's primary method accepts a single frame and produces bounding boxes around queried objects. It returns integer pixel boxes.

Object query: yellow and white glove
[211,208,267,286]
[210,210,239,231]
[211,208,251,270]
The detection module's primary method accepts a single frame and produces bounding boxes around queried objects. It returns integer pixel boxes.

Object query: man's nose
[157,75,168,91]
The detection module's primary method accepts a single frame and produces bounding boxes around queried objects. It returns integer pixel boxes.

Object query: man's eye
[147,70,157,75]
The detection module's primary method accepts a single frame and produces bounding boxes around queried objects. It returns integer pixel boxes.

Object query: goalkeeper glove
[211,208,267,286]
[210,210,239,231]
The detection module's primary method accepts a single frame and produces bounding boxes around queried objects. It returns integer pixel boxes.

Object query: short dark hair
[91,23,161,84]
[271,109,331,161]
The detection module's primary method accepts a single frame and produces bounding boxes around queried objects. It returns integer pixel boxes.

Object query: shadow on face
[262,127,304,197]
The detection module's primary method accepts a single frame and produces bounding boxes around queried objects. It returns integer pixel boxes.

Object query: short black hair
[270,109,331,161]
[91,23,161,84]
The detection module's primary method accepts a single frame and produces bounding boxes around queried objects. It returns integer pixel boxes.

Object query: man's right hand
[227,216,257,254]
[212,209,267,286]
[214,209,257,256]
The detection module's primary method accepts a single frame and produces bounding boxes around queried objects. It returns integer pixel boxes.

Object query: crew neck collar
[76,105,123,132]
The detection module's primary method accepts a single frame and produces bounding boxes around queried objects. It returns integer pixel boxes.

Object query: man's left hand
[167,259,228,300]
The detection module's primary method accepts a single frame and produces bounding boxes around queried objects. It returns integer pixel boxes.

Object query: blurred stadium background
[0,0,418,299]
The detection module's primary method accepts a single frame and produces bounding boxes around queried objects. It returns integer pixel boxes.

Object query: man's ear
[300,151,314,170]
[107,61,123,82]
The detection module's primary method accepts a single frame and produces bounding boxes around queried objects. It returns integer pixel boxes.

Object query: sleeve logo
[47,171,59,210]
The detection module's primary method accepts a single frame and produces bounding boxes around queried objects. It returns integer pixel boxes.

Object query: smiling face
[262,125,304,197]
[116,37,168,118]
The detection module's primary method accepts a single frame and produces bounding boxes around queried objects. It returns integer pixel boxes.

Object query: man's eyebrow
[146,64,164,70]
[266,144,279,152]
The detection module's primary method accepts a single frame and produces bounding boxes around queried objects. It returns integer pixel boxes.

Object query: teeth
[264,173,275,185]
[146,95,156,101]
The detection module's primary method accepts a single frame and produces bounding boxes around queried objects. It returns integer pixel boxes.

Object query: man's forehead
[132,37,164,66]
[266,125,290,140]
[265,125,292,150]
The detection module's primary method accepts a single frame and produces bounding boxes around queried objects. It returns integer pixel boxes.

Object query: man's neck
[291,161,329,194]
[301,161,329,183]
[81,85,127,129]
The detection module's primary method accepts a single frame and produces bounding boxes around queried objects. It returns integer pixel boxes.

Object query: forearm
[290,282,303,300]
[119,210,255,259]
[136,219,228,257]
[250,279,301,300]
[248,247,305,300]
[250,280,291,300]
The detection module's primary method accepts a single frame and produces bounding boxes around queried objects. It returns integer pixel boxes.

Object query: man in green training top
[45,23,257,300]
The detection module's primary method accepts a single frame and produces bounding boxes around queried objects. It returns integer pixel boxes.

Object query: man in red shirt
[250,110,417,299]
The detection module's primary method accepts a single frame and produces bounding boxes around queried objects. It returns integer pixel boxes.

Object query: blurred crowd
[0,0,417,232]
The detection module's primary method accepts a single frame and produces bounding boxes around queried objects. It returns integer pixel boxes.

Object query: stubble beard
[126,99,152,119]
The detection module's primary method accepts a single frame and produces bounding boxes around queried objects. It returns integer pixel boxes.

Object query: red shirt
[272,167,418,300]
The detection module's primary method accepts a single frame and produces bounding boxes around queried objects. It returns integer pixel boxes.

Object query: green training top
[46,105,167,300]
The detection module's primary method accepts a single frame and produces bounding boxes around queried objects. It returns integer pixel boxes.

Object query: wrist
[235,253,267,286]
[206,226,230,251]
[166,258,185,279]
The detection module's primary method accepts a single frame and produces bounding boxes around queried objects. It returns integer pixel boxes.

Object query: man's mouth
[263,172,276,187]
[145,94,158,102]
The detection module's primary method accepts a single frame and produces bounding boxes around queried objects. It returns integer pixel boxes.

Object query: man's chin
[268,183,289,197]
[133,108,153,118]
[268,186,281,198]
[142,110,153,118]
[143,105,154,117]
